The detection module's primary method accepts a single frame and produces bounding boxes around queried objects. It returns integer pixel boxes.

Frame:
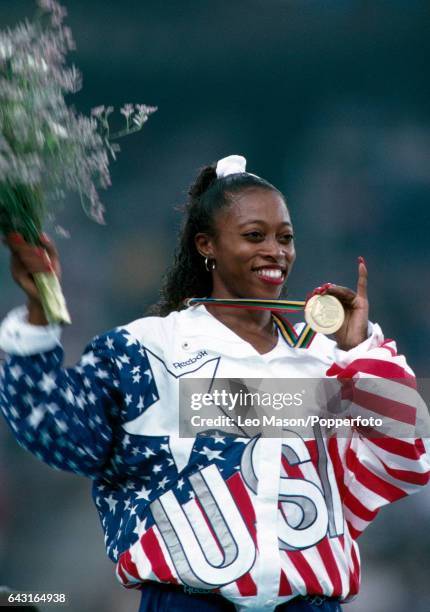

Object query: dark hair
[150,162,285,316]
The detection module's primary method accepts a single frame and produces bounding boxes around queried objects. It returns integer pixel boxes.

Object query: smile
[254,268,286,285]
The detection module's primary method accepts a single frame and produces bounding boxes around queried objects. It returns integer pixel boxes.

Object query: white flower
[120,104,134,119]
[26,54,48,72]
[132,105,157,128]
[91,105,105,117]
[50,121,68,139]
[133,104,157,128]
[0,41,13,59]
[35,129,45,147]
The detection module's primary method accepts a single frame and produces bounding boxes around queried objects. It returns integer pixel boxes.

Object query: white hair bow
[215,155,247,178]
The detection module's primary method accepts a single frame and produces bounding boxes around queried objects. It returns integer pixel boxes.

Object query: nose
[260,236,291,261]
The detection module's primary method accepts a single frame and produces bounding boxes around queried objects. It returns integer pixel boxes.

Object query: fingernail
[40,232,49,242]
[358,256,366,265]
[35,247,45,257]
[8,232,24,244]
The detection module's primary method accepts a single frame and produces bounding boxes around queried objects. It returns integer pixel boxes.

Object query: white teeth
[256,269,283,279]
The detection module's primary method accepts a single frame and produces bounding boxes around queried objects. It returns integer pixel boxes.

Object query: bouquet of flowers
[0,0,156,324]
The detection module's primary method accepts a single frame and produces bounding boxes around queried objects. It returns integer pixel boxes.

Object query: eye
[279,233,294,244]
[243,231,264,241]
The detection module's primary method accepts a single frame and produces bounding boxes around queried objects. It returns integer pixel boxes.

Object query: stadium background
[0,1,429,610]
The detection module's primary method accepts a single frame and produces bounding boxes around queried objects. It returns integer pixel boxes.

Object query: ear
[194,232,215,258]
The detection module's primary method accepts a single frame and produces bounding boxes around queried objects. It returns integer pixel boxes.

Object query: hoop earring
[204,257,216,271]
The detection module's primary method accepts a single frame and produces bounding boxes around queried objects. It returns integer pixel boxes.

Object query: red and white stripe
[116,339,430,604]
[326,339,430,540]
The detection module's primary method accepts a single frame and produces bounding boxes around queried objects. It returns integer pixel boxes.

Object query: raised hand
[3,233,61,325]
[309,257,369,350]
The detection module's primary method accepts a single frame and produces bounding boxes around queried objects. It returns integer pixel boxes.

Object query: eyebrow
[238,220,293,227]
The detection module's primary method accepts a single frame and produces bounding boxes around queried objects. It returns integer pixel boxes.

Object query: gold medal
[304,294,344,335]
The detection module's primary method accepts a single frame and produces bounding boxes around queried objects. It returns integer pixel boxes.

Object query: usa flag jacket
[0,303,429,611]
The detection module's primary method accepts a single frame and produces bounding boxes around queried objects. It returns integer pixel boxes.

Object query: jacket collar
[175,304,282,359]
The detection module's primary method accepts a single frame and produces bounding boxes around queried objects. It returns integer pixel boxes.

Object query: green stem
[109,126,142,140]
[0,183,44,244]
[33,271,71,325]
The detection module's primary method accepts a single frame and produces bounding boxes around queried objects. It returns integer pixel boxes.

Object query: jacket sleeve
[0,306,119,479]
[325,323,430,539]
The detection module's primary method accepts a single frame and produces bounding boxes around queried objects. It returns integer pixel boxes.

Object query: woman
[0,155,428,612]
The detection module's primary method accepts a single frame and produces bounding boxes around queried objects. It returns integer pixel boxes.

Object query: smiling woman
[153,156,297,355]
[195,188,295,293]
[0,155,429,612]
[154,156,294,311]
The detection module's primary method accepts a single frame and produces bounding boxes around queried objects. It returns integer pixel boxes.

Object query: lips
[253,266,286,286]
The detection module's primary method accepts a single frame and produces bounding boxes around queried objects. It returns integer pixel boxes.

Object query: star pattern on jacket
[0,326,242,561]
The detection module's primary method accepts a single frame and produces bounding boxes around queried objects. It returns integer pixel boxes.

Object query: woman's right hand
[3,233,62,325]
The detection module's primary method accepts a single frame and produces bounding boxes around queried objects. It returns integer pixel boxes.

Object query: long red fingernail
[8,232,24,244]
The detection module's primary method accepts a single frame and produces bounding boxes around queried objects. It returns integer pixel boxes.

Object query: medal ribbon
[185,297,316,348]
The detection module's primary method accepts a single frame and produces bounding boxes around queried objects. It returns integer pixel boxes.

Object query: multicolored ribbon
[185,297,316,348]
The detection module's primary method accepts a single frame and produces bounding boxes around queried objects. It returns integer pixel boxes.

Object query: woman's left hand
[310,257,369,350]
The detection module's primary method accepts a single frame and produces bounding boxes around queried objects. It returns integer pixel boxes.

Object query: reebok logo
[173,350,208,369]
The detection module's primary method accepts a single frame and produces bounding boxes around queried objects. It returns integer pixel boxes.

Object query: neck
[206,293,274,335]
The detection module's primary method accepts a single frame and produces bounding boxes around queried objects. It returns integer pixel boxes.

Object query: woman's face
[196,188,296,299]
